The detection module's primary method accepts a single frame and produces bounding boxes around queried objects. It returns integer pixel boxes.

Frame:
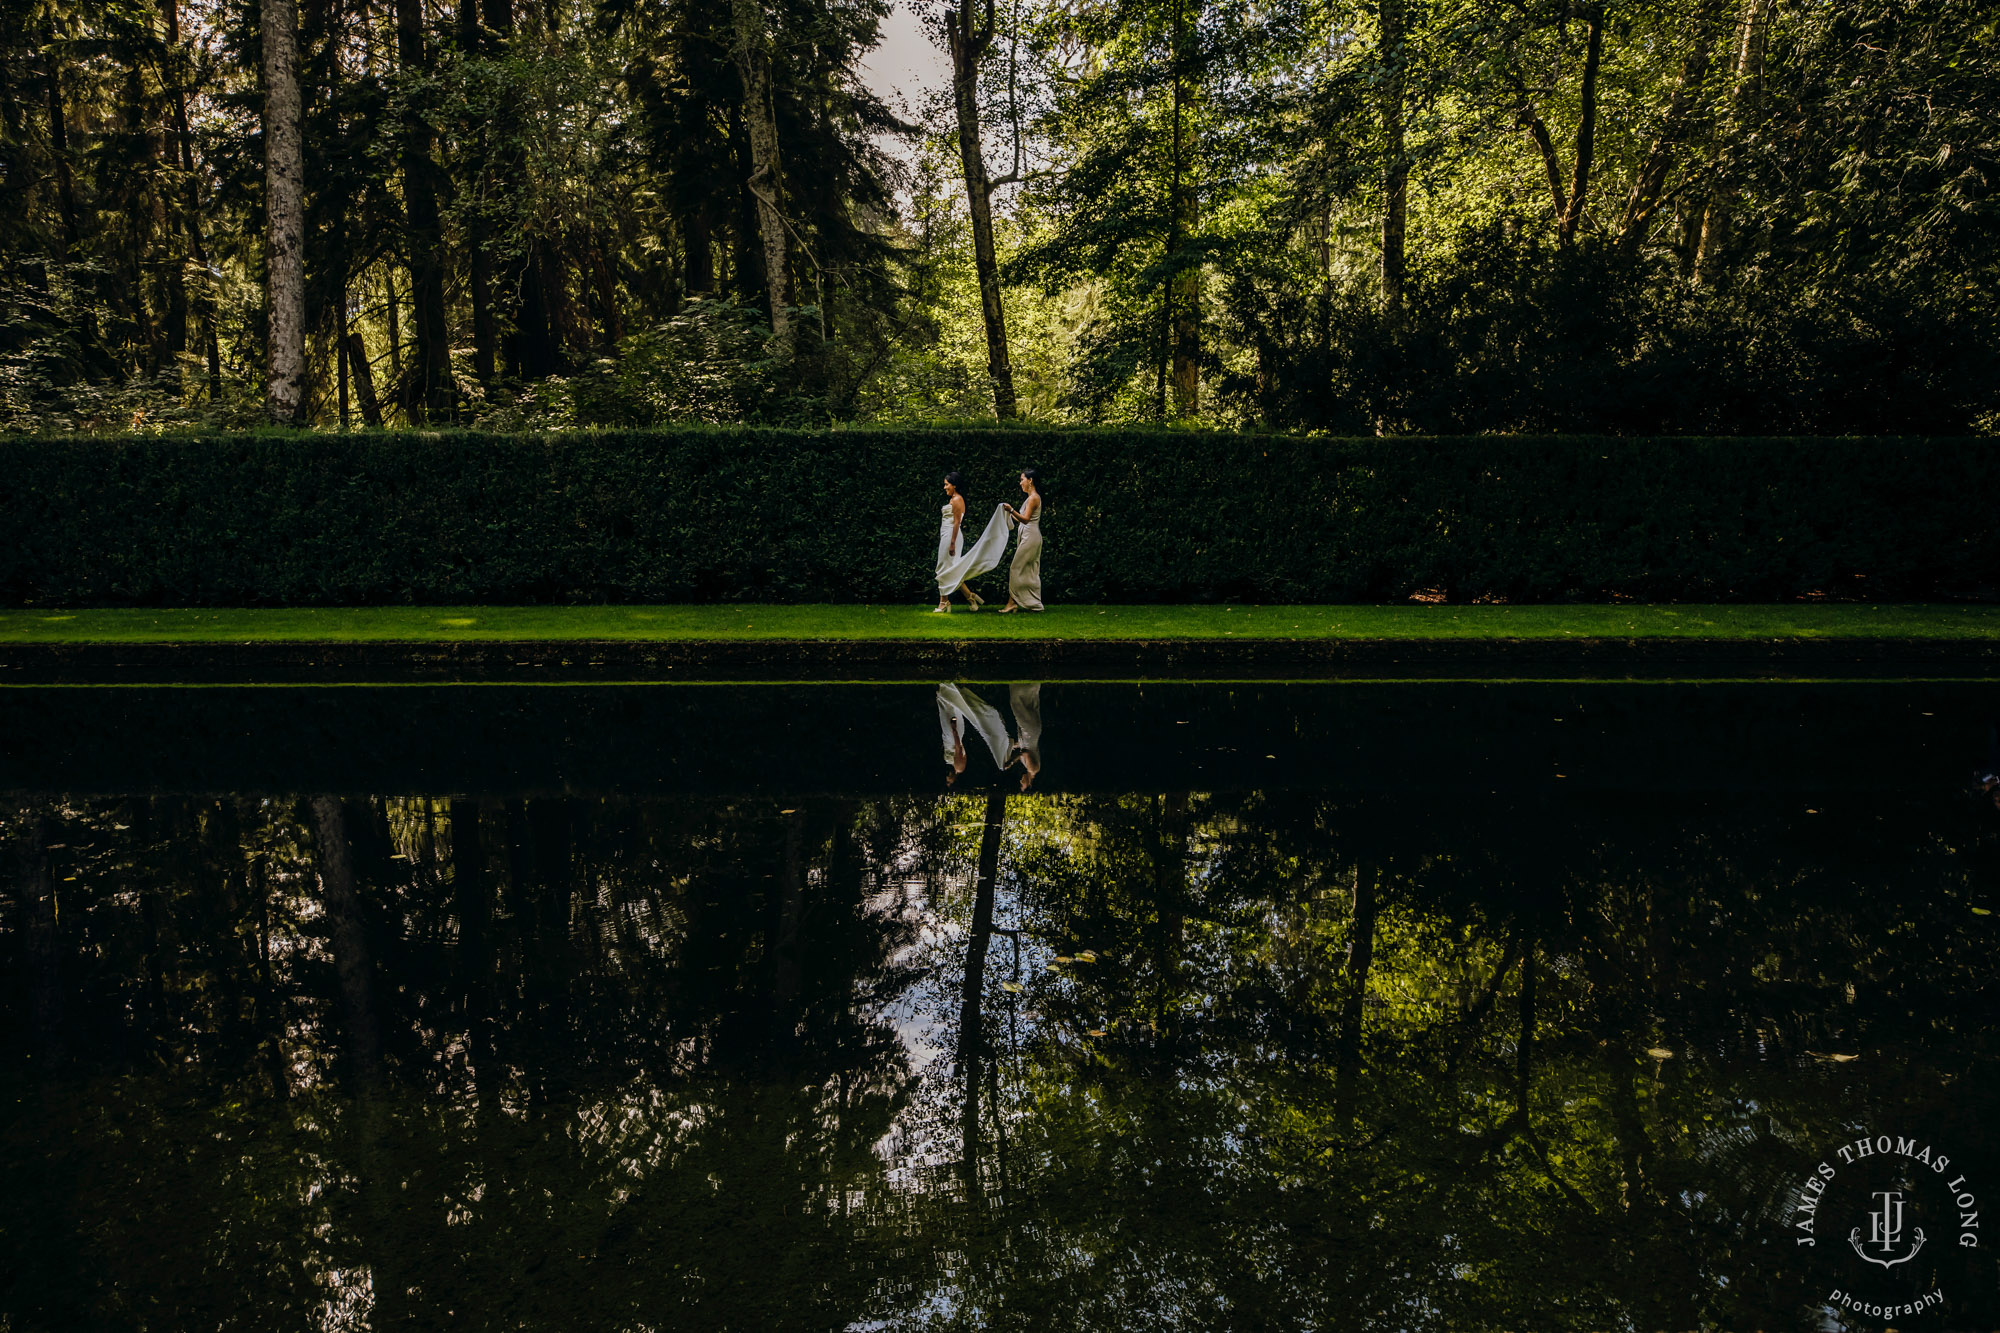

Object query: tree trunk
[469,205,499,386]
[1616,0,1731,256]
[525,800,574,1100]
[44,55,81,254]
[396,0,456,421]
[261,0,306,422]
[1694,0,1769,283]
[1515,938,1536,1118]
[1557,10,1605,247]
[1517,107,1567,221]
[346,331,383,425]
[11,804,62,1060]
[1333,864,1378,1132]
[1377,0,1407,310]
[730,0,796,355]
[312,796,382,1092]
[946,0,1019,419]
[685,208,716,295]
[1168,0,1199,416]
[957,790,1007,1204]
[451,800,498,1109]
[767,807,806,1052]
[588,232,624,346]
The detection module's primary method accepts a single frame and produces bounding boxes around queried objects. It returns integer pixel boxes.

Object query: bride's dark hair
[944,471,965,494]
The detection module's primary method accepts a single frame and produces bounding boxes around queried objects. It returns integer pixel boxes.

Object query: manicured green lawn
[3,604,1999,643]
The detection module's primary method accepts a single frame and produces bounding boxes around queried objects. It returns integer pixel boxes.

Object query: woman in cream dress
[998,469,1043,613]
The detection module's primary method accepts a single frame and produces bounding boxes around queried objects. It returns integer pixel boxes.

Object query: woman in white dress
[998,469,1043,613]
[935,478,1017,613]
[934,474,985,613]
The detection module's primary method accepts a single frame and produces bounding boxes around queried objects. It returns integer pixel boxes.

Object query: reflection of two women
[938,683,1043,790]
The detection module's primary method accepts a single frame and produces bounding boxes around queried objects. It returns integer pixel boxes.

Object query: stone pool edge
[4,636,1999,683]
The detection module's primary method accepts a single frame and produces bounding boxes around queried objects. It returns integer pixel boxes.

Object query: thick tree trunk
[1377,0,1407,310]
[957,790,1007,1205]
[730,0,796,354]
[1557,10,1605,247]
[261,0,306,422]
[947,0,1019,419]
[396,0,456,421]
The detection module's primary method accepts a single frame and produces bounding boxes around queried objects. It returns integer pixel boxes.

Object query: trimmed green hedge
[2,430,1995,605]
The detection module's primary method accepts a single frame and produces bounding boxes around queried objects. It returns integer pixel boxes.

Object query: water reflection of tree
[919,789,2000,1330]
[4,788,1999,1328]
[1,795,940,1329]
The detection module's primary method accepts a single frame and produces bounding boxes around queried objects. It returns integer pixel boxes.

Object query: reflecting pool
[3,681,1999,1331]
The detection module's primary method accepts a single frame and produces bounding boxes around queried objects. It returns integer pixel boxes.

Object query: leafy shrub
[1,431,1994,605]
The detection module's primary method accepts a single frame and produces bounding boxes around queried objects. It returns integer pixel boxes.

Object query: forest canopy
[1,0,1995,434]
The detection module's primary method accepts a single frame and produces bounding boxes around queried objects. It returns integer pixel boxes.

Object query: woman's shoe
[998,603,1017,614]
[933,600,951,614]
[962,587,984,609]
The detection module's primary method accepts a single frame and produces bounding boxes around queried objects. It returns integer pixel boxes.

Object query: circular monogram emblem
[1787,1132,1982,1322]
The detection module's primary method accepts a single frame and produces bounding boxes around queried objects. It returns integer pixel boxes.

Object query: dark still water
[4,681,2000,1332]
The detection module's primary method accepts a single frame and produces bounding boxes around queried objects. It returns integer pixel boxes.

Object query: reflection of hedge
[3,431,1996,605]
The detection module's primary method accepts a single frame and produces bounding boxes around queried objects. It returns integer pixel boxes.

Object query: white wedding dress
[936,501,963,570]
[937,504,1014,598]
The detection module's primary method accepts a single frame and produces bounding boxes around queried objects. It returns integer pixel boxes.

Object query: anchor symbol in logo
[1849,1190,1926,1269]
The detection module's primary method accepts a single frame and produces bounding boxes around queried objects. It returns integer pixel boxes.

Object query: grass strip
[4,604,1999,644]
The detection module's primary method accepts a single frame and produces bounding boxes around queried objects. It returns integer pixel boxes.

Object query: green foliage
[1226,231,2000,434]
[3,431,1995,605]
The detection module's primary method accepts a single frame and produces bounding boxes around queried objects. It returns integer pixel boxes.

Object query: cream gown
[1008,504,1043,610]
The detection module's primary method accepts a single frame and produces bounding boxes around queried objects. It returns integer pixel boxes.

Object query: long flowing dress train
[937,504,1014,598]
[937,683,1011,770]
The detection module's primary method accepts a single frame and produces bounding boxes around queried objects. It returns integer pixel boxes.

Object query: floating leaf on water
[1077,950,1098,963]
[1087,1029,1107,1037]
[1827,1053,1860,1062]
[779,808,797,814]
[1974,907,1992,916]
[1646,1047,1675,1059]
[1000,982,1023,993]
[1054,955,1073,964]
